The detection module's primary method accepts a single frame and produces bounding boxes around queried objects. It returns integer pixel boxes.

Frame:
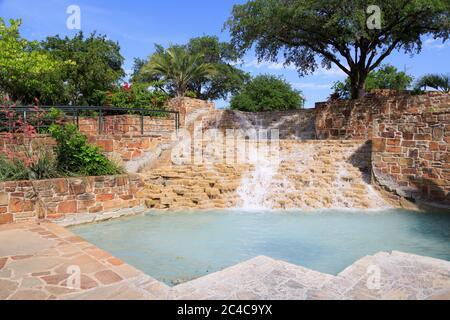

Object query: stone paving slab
[0,221,449,300]
[0,222,169,300]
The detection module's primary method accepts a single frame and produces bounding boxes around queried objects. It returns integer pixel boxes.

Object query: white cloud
[292,82,333,90]
[424,38,448,49]
[314,65,347,77]
[243,59,347,77]
[244,59,296,70]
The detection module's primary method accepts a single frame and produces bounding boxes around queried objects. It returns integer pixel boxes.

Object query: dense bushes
[49,124,123,177]
[230,75,304,112]
[105,83,169,110]
[0,101,123,182]
[0,149,59,181]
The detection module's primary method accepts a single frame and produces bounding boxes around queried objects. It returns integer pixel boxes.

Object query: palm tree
[141,45,216,97]
[415,74,450,93]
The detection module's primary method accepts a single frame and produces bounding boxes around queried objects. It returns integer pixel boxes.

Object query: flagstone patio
[0,221,449,300]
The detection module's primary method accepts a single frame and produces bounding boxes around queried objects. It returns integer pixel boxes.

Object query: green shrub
[108,83,169,110]
[0,149,59,181]
[230,75,304,112]
[28,149,60,180]
[0,156,30,181]
[49,124,123,176]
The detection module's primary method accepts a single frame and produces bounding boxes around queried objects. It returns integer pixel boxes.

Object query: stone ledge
[53,205,147,227]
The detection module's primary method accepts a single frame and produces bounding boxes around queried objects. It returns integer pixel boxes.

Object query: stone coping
[1,220,449,300]
[52,205,147,227]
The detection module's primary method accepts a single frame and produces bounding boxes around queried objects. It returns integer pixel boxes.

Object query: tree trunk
[350,70,368,99]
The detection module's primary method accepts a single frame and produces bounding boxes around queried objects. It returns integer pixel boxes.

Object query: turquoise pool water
[70,209,450,286]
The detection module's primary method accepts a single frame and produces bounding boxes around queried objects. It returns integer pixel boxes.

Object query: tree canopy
[226,0,450,99]
[331,64,414,99]
[140,44,217,97]
[185,36,250,100]
[135,36,250,100]
[415,73,450,93]
[0,19,68,104]
[230,74,304,112]
[41,32,125,105]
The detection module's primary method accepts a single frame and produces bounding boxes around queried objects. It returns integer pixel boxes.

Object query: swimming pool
[70,209,450,286]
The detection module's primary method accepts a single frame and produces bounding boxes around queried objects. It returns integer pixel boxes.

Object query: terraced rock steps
[139,140,389,210]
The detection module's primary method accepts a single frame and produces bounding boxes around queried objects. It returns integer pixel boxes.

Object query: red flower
[122,83,132,91]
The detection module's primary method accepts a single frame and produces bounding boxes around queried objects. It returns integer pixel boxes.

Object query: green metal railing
[0,105,180,135]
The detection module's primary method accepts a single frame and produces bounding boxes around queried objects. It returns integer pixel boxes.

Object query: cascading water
[236,141,390,210]
[236,157,279,209]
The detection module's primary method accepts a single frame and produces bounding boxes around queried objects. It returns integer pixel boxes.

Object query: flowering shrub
[49,123,123,176]
[106,83,169,111]
[0,98,59,180]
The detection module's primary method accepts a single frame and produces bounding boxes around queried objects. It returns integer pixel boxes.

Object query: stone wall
[0,133,56,157]
[139,140,377,210]
[201,109,316,139]
[168,97,215,126]
[78,114,177,136]
[315,92,450,206]
[0,174,143,224]
[315,92,450,140]
[372,105,450,205]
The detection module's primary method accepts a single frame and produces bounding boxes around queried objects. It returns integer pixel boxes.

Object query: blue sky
[1,0,450,108]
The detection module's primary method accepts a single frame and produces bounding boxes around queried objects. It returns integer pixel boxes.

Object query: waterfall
[236,157,279,210]
[236,141,390,210]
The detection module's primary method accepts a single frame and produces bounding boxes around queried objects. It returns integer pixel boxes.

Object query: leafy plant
[230,75,304,112]
[0,149,59,181]
[0,19,69,104]
[41,31,125,106]
[415,74,450,93]
[140,45,217,97]
[27,149,60,180]
[226,0,450,99]
[0,156,30,181]
[330,64,414,100]
[49,123,123,176]
[107,83,169,110]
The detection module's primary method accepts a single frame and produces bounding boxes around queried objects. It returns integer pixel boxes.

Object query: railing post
[99,108,103,134]
[140,111,144,135]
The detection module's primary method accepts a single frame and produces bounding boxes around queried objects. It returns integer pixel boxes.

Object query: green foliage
[135,36,249,101]
[0,18,69,104]
[415,74,450,93]
[0,149,59,182]
[230,75,304,112]
[49,124,123,176]
[331,64,414,99]
[41,31,125,105]
[139,44,217,97]
[107,83,169,110]
[0,156,30,181]
[226,0,450,99]
[365,65,414,91]
[185,36,250,100]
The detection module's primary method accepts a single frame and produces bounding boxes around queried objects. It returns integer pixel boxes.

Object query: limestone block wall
[315,92,450,140]
[201,109,316,139]
[168,97,215,126]
[78,115,176,137]
[315,92,450,206]
[372,107,450,205]
[0,174,143,224]
[0,133,56,157]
